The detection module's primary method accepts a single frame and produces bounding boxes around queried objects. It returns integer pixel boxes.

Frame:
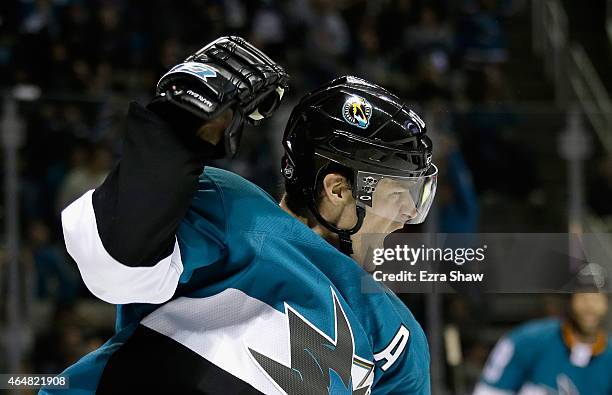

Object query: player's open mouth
[399,213,413,222]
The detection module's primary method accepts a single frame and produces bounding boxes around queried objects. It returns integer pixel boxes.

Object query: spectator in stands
[405,5,453,66]
[289,0,351,86]
[457,0,510,67]
[459,66,537,198]
[410,53,452,102]
[378,0,419,56]
[430,103,479,233]
[355,21,388,84]
[57,145,112,210]
[26,220,80,305]
[250,2,287,60]
[20,0,58,36]
[31,307,99,373]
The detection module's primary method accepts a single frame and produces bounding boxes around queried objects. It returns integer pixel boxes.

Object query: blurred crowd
[0,0,517,379]
[0,0,522,243]
[5,0,608,392]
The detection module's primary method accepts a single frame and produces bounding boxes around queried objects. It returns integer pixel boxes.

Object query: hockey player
[43,36,436,394]
[474,291,612,395]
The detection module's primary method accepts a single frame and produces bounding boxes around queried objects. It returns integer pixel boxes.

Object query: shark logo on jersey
[248,288,374,394]
[162,62,217,82]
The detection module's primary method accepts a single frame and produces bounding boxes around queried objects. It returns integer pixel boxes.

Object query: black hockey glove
[151,36,289,157]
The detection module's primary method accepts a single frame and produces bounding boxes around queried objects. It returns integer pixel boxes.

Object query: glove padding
[154,36,289,157]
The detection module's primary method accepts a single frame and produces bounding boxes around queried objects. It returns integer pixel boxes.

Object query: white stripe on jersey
[62,190,183,304]
[518,383,551,395]
[483,338,515,383]
[473,381,551,395]
[473,383,515,395]
[140,288,374,394]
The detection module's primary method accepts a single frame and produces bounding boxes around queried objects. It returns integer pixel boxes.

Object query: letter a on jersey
[248,288,374,394]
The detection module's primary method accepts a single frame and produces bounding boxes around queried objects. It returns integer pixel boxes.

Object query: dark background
[0,0,611,394]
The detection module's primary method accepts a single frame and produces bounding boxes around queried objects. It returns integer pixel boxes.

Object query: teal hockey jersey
[46,162,431,394]
[474,319,612,395]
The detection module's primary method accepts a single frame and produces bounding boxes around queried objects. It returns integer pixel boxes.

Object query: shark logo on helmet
[343,96,372,129]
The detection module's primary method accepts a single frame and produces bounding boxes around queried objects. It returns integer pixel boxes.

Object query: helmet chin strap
[307,196,366,256]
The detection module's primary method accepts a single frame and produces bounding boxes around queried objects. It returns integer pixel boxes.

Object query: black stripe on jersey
[93,102,205,268]
[96,325,264,395]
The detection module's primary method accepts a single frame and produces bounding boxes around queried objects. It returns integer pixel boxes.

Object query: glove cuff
[146,95,226,160]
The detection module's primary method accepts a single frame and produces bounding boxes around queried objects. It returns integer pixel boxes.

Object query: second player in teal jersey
[475,292,612,395]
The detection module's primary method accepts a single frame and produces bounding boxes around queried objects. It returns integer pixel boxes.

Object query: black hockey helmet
[281,76,437,255]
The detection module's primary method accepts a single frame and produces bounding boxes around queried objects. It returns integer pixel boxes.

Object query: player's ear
[322,173,352,207]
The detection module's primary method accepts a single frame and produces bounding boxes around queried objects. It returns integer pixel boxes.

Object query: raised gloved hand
[151,36,290,157]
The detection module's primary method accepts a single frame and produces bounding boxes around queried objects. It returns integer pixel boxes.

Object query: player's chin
[387,219,406,233]
[578,317,602,334]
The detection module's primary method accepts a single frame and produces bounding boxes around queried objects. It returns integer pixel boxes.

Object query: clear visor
[355,165,438,225]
